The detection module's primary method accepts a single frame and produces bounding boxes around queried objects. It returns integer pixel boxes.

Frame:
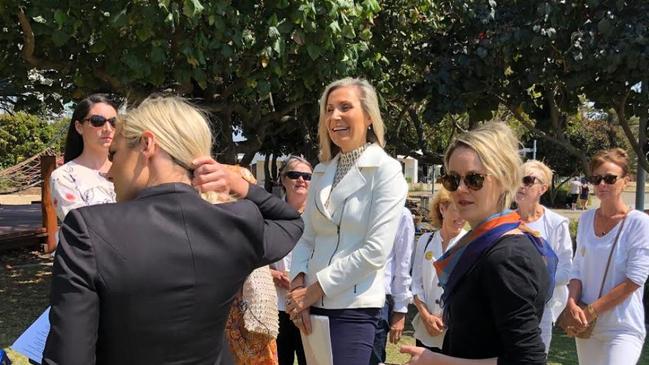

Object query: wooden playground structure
[0,152,58,253]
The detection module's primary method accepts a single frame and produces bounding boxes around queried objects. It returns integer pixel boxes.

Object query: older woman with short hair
[286,77,408,364]
[563,148,649,365]
[401,122,555,365]
[271,155,313,365]
[515,160,573,353]
[411,188,466,353]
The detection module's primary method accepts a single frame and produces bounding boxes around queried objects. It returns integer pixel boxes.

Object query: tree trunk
[264,154,273,192]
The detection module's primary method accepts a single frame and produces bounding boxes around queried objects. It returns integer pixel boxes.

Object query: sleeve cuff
[392,299,410,313]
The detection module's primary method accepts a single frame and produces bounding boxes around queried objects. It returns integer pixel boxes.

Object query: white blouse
[525,207,573,322]
[571,209,649,338]
[411,229,466,348]
[50,160,115,222]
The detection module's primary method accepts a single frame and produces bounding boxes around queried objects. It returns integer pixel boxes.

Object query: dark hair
[63,94,119,162]
[590,148,630,177]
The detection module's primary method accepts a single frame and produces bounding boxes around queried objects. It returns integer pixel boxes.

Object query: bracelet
[586,304,598,319]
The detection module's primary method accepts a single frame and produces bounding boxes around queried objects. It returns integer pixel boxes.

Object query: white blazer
[290,144,408,309]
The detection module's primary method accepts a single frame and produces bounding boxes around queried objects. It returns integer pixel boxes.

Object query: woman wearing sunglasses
[270,155,313,365]
[562,148,649,365]
[285,78,408,364]
[515,160,573,354]
[50,94,118,226]
[401,122,554,365]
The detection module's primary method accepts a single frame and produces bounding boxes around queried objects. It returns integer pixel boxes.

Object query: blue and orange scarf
[433,210,558,309]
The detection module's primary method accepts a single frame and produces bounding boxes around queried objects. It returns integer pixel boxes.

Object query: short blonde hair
[522,160,553,186]
[317,78,385,161]
[444,122,522,211]
[118,96,224,203]
[430,187,453,229]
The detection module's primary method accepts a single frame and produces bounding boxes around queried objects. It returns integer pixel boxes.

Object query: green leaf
[306,44,321,60]
[54,10,67,27]
[51,30,70,47]
[136,27,154,41]
[183,0,204,17]
[268,26,280,39]
[342,24,356,39]
[89,41,106,53]
[329,20,341,34]
[597,18,612,37]
[150,46,166,63]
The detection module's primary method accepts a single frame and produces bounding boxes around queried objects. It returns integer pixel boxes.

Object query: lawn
[2,248,649,364]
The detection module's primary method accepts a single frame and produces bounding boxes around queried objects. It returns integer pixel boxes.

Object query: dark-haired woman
[50,94,118,226]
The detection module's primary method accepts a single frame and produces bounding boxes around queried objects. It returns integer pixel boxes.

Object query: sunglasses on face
[440,172,487,192]
[522,175,542,187]
[588,174,619,185]
[85,115,116,128]
[285,171,312,181]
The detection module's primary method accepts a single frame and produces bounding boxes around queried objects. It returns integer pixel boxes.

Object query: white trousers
[576,333,644,365]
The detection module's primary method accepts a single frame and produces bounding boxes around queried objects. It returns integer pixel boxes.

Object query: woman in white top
[411,188,466,352]
[515,160,573,354]
[270,155,312,365]
[286,78,408,364]
[50,94,118,224]
[564,148,649,365]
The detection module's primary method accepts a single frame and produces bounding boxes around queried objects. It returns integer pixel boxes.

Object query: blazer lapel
[328,144,384,220]
[313,157,337,222]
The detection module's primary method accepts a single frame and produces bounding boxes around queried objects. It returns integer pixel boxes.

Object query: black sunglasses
[285,171,312,181]
[588,174,619,185]
[85,115,116,128]
[522,175,542,187]
[439,172,487,192]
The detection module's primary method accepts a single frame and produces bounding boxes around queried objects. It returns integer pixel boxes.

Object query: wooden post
[41,155,57,253]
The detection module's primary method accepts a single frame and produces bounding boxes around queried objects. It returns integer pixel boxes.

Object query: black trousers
[415,339,443,354]
[277,310,306,365]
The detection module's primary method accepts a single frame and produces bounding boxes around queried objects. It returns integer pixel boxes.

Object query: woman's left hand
[286,283,324,315]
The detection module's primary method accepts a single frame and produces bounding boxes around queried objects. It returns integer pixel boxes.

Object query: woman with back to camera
[270,155,312,365]
[50,94,118,224]
[285,77,408,364]
[515,160,573,354]
[401,122,555,365]
[562,148,649,365]
[411,187,466,353]
[43,96,304,365]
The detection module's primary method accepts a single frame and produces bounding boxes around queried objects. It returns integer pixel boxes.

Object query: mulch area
[0,247,52,348]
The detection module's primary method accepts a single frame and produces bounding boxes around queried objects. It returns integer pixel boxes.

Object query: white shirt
[570,179,582,195]
[383,206,415,313]
[411,229,466,348]
[50,160,115,222]
[571,209,649,338]
[525,207,573,321]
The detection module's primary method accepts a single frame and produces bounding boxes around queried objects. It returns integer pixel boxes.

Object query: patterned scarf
[433,210,557,309]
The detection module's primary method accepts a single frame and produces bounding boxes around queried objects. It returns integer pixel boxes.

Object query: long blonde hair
[317,77,385,162]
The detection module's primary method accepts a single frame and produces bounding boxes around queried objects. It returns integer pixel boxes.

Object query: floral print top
[50,160,115,222]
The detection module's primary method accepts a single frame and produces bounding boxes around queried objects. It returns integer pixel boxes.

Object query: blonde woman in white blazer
[286,78,408,364]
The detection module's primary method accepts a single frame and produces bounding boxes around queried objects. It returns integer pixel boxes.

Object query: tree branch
[17,8,67,71]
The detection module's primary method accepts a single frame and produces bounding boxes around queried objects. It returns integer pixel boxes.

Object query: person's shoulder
[51,161,76,179]
[626,210,649,230]
[484,234,541,266]
[543,207,568,225]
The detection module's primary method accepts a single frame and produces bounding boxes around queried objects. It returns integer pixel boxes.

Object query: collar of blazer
[313,143,384,222]
[135,182,197,200]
